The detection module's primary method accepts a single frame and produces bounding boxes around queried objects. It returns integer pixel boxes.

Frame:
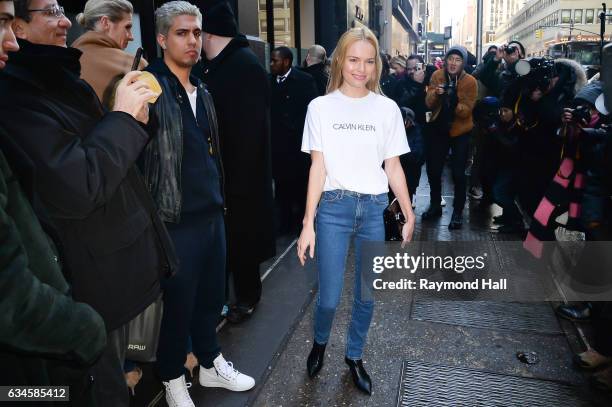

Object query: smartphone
[131,47,143,71]
[416,62,423,71]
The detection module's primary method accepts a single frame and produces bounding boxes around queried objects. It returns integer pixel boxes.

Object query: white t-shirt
[187,87,198,117]
[301,89,410,195]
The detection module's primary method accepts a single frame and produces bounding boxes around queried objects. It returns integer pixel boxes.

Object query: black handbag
[126,295,164,363]
[383,198,405,241]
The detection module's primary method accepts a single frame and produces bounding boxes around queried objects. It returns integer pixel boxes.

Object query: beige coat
[72,31,147,105]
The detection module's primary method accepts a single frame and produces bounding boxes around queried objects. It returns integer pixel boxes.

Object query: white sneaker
[199,353,255,391]
[163,375,195,407]
[441,197,447,206]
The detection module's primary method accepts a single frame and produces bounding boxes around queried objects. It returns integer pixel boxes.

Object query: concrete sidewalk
[253,180,607,406]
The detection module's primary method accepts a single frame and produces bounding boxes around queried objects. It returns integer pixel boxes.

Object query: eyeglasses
[28,5,65,18]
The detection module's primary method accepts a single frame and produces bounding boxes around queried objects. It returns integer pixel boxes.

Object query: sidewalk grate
[397,360,592,407]
[411,300,563,334]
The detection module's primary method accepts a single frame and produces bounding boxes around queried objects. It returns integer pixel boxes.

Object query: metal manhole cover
[410,300,562,334]
[397,360,592,407]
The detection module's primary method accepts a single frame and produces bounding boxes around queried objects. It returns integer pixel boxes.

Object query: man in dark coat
[301,44,329,96]
[0,3,105,404]
[398,54,427,125]
[270,45,318,234]
[0,1,178,405]
[200,1,276,323]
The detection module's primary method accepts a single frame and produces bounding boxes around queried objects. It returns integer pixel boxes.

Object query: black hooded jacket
[201,35,276,264]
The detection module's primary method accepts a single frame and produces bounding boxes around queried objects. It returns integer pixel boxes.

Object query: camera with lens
[515,57,555,92]
[443,81,456,92]
[504,44,518,55]
[573,105,593,125]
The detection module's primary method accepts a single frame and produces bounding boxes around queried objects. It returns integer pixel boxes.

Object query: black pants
[227,252,262,307]
[492,167,521,221]
[275,177,306,234]
[90,325,129,407]
[393,155,422,204]
[157,212,225,380]
[426,131,471,212]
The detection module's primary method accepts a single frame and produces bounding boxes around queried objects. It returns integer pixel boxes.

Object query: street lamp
[422,1,429,64]
[566,19,574,58]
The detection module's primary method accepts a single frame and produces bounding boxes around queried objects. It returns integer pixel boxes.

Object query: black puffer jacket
[0,39,178,331]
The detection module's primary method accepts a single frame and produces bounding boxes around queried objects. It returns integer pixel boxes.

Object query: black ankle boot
[345,357,372,395]
[307,342,326,378]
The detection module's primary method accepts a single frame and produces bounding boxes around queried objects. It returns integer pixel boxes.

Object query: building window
[574,9,583,24]
[561,9,571,24]
[274,18,285,31]
[585,9,595,24]
[257,0,295,47]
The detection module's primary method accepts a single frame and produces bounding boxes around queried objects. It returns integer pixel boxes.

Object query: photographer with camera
[474,41,525,100]
[423,45,478,229]
[502,58,586,216]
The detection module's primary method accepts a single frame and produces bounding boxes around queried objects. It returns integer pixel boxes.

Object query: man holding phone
[399,54,428,125]
[0,0,107,402]
[0,1,175,406]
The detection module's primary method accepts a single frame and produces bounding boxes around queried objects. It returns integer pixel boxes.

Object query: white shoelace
[216,360,239,382]
[165,377,191,403]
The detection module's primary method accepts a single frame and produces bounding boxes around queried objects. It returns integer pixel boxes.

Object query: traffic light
[417,22,423,37]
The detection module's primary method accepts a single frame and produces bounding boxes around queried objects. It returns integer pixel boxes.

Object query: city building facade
[495,0,612,58]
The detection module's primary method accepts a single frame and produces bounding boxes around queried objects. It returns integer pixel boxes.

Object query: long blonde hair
[326,27,382,95]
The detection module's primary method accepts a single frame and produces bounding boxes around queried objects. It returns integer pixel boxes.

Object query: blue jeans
[314,190,387,360]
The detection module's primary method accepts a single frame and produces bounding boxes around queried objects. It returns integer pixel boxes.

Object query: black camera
[573,105,593,125]
[443,81,456,92]
[516,57,555,92]
[504,45,518,55]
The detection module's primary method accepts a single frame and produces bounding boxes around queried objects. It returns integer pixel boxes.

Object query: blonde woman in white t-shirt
[297,27,416,395]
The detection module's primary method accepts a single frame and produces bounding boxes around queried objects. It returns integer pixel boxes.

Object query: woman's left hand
[401,214,415,247]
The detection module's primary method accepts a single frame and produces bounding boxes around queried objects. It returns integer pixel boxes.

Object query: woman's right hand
[112,71,158,124]
[297,224,316,266]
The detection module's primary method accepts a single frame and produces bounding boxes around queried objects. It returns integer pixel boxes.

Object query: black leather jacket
[142,60,225,223]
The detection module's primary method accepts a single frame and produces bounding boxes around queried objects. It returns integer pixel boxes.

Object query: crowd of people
[1,0,611,405]
[381,42,612,392]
